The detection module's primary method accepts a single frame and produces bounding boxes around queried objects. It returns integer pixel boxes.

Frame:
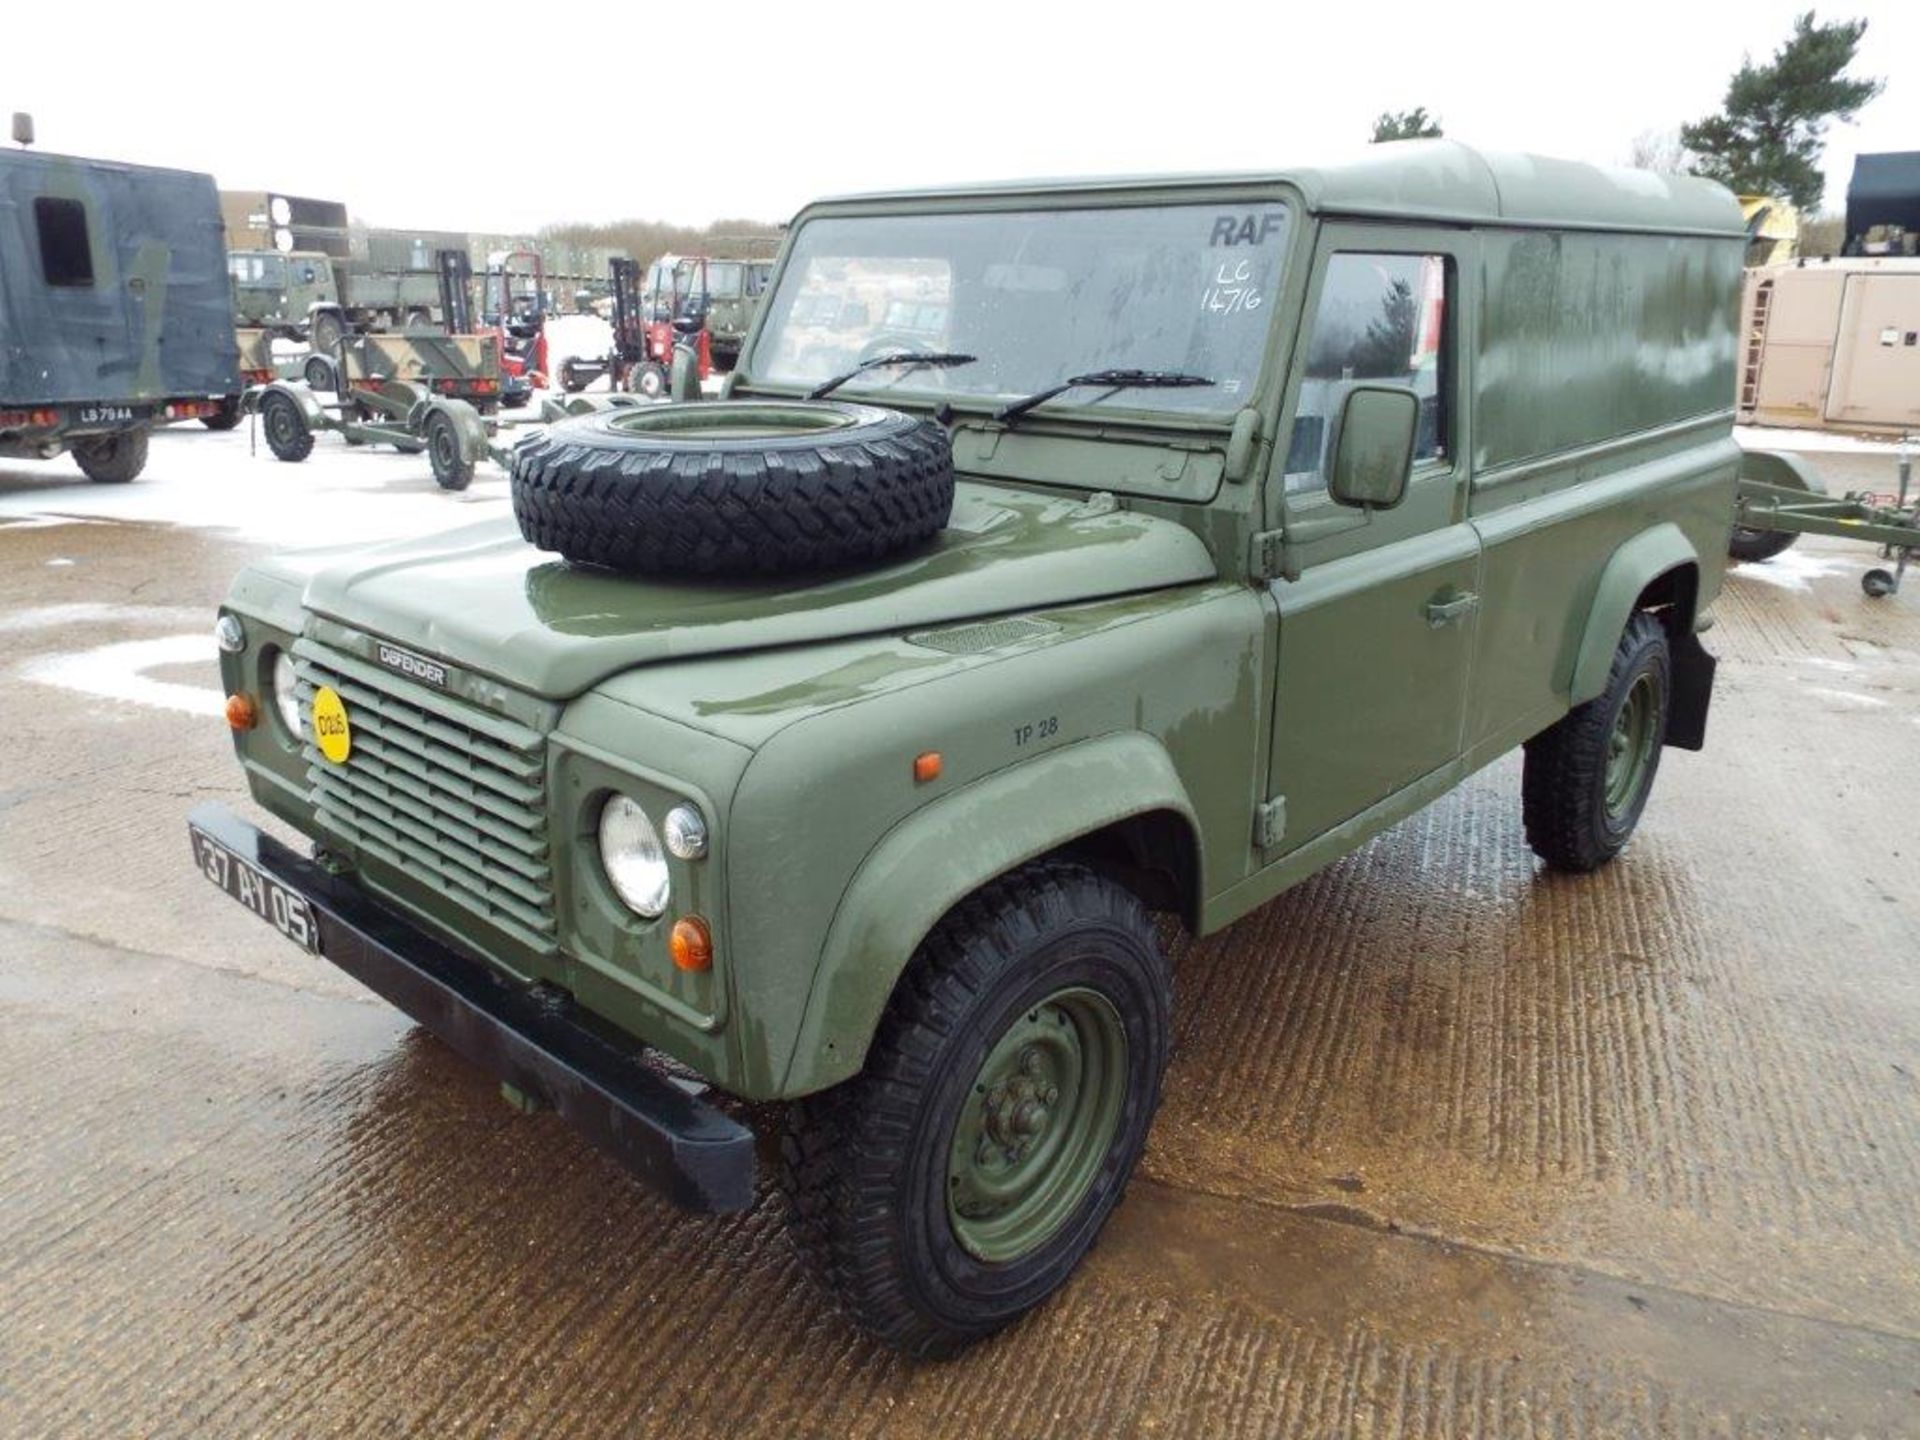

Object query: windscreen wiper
[808,351,977,399]
[993,368,1215,426]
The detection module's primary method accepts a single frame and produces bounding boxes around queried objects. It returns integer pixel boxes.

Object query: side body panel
[1462,226,1740,756]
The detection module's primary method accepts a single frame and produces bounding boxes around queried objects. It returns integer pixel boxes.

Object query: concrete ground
[0,423,1915,1438]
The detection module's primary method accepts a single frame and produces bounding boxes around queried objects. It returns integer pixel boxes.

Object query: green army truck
[1,134,242,482]
[190,142,1746,1356]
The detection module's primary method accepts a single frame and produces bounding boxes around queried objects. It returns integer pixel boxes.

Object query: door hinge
[1249,529,1286,583]
[1254,796,1287,850]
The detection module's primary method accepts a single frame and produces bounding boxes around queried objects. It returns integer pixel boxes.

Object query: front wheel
[779,859,1170,1357]
[1522,611,1671,872]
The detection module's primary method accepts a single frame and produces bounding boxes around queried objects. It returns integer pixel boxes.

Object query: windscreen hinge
[1249,529,1287,582]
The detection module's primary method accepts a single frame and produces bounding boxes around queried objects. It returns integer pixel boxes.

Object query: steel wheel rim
[266,401,297,448]
[946,986,1128,1264]
[430,422,455,471]
[1605,672,1658,817]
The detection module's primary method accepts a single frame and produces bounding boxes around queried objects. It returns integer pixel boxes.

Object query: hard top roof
[807,140,1745,238]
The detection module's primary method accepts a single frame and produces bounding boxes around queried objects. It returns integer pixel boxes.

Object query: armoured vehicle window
[1286,253,1448,494]
[705,262,746,299]
[753,203,1290,415]
[34,197,94,287]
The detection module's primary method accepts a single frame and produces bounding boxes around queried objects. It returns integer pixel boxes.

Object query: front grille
[295,644,557,954]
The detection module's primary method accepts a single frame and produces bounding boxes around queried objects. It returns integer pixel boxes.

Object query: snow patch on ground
[1726,550,1850,593]
[18,633,222,717]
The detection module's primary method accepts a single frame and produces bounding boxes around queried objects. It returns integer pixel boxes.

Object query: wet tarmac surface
[2,427,1916,1437]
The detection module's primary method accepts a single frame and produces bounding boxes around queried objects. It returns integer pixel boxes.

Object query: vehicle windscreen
[705,261,745,299]
[750,202,1290,417]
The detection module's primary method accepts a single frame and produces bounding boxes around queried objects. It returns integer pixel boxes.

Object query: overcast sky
[7,0,1915,233]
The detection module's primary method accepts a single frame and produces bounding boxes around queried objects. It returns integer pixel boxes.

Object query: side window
[34,197,95,287]
[1285,252,1448,494]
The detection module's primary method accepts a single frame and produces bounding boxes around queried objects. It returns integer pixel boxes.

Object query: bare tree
[1628,128,1691,176]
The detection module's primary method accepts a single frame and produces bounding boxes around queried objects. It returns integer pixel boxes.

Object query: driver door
[1262,225,1481,855]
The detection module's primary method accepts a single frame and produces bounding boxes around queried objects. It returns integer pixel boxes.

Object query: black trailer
[0,131,241,483]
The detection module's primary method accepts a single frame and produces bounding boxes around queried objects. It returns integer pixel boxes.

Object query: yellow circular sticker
[311,685,352,764]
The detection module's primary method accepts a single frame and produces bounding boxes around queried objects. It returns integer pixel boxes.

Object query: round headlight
[599,794,670,917]
[215,614,246,654]
[663,804,707,860]
[270,650,301,737]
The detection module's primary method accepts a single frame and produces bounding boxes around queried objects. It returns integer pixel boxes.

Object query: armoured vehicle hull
[1,147,242,479]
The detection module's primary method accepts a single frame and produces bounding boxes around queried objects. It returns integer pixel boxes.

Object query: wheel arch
[776,731,1201,1097]
[262,379,326,430]
[1570,522,1714,751]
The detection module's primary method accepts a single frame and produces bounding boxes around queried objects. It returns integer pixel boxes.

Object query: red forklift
[484,248,550,406]
[558,255,712,398]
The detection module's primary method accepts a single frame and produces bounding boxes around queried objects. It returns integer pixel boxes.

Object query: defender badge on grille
[375,643,449,689]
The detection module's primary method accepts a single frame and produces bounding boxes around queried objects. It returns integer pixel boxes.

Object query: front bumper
[186,802,756,1212]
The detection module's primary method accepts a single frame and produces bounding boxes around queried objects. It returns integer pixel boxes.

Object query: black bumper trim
[188,803,756,1212]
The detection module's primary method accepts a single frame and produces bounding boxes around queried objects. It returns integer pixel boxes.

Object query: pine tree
[1371,109,1443,144]
[1681,11,1882,208]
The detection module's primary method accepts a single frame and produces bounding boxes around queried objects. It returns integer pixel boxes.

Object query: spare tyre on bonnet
[509,399,955,576]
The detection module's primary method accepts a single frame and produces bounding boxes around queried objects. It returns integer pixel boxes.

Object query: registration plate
[190,827,322,954]
[73,403,142,426]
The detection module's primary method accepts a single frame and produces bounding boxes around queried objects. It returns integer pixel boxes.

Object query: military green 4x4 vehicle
[190,142,1743,1356]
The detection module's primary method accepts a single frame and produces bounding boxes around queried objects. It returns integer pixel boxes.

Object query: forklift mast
[437,249,474,335]
[610,256,644,362]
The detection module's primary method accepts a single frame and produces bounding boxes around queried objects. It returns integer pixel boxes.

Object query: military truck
[1,130,241,483]
[190,143,1748,1355]
[226,230,467,353]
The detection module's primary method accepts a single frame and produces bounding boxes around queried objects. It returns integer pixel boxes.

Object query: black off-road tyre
[778,859,1171,1358]
[201,398,244,432]
[73,429,148,483]
[511,400,954,577]
[308,311,346,358]
[426,412,473,491]
[1728,524,1797,563]
[1523,611,1671,872]
[303,354,337,392]
[259,391,314,463]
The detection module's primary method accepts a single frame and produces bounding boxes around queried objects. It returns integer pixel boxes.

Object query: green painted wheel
[1604,672,1659,820]
[945,987,1128,1263]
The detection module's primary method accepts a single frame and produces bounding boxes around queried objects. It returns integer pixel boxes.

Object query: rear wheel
[72,428,149,483]
[405,308,433,330]
[259,391,314,463]
[201,397,243,432]
[1522,611,1671,872]
[628,361,667,398]
[779,859,1170,1357]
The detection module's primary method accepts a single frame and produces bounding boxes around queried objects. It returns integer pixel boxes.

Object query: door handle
[1424,591,1479,627]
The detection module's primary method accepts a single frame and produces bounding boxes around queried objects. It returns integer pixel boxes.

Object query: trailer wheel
[72,429,149,484]
[260,391,315,463]
[1729,524,1797,564]
[426,412,473,491]
[1862,568,1898,599]
[302,354,336,392]
[511,400,953,577]
[405,309,433,330]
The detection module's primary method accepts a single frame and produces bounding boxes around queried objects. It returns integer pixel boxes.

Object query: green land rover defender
[191,142,1744,1355]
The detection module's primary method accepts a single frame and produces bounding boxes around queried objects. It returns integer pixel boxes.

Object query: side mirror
[668,342,701,402]
[1327,385,1419,510]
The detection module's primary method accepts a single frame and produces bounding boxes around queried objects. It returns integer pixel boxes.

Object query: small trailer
[1733,445,1917,598]
[249,331,650,489]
